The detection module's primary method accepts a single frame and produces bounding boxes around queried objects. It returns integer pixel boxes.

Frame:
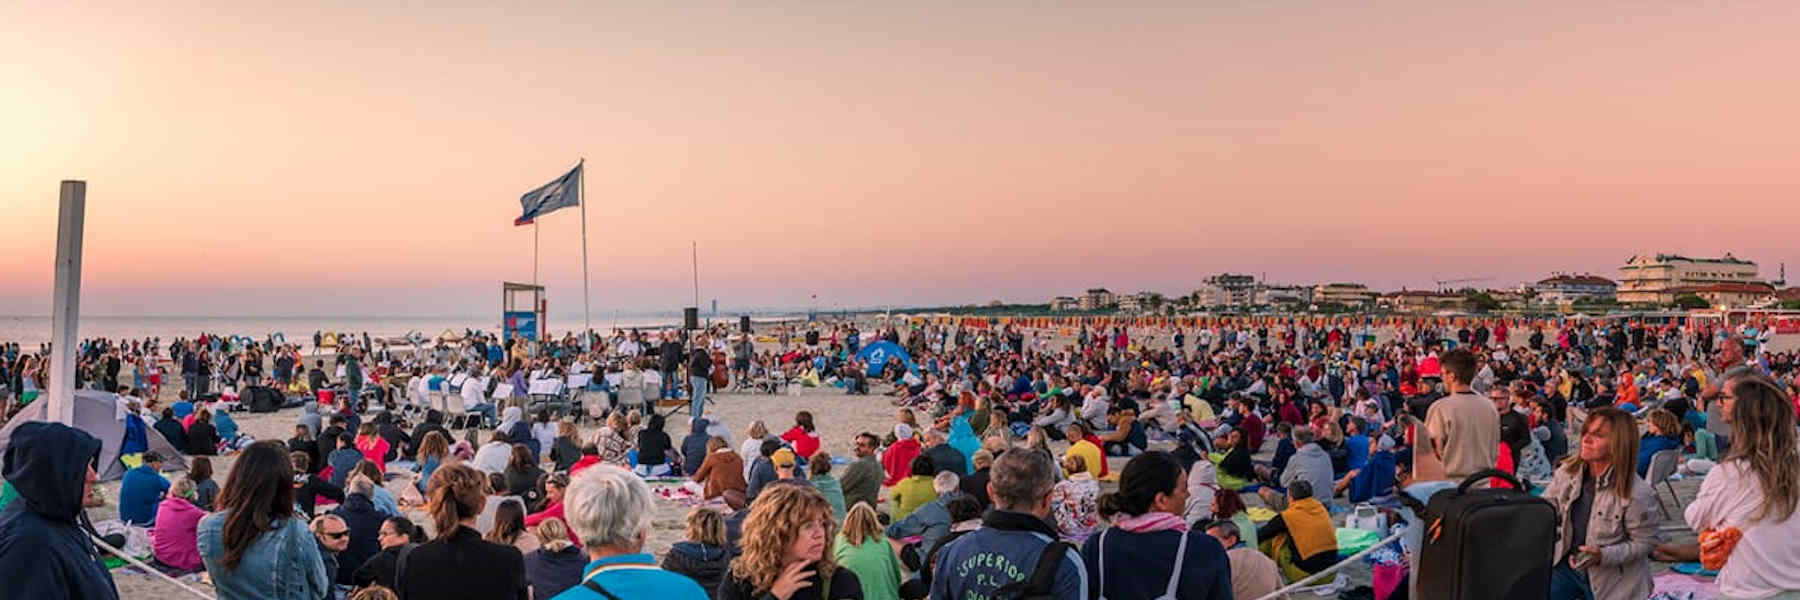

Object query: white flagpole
[533,221,539,287]
[579,158,591,351]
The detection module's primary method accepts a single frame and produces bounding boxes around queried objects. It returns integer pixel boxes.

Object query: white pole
[532,221,539,287]
[47,181,86,425]
[579,158,590,351]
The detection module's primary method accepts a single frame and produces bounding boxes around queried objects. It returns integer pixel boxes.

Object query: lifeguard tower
[503,282,546,341]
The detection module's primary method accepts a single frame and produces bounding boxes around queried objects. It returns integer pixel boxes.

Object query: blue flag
[514,163,582,226]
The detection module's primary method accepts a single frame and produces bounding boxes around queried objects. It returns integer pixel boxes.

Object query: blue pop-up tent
[855,340,916,377]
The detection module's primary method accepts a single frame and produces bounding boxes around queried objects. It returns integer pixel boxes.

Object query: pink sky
[3,2,1797,316]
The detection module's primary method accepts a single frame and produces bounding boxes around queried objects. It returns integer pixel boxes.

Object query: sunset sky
[4,2,1797,317]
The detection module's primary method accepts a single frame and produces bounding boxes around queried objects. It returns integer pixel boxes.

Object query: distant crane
[1435,277,1489,292]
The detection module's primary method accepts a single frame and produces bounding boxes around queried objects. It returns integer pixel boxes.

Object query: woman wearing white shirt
[1684,375,1800,600]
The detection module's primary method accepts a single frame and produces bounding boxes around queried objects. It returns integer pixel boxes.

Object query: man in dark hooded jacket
[681,417,712,476]
[407,409,451,458]
[0,422,120,600]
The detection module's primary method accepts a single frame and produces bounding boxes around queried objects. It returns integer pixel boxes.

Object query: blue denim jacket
[197,511,329,600]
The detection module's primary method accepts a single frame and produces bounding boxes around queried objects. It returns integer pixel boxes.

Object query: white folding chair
[443,392,478,430]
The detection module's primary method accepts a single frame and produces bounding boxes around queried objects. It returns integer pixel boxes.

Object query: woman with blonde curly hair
[720,483,864,600]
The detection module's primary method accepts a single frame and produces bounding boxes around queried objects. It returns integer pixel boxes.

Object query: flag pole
[532,221,539,287]
[579,158,590,351]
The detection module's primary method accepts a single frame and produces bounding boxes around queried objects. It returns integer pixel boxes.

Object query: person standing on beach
[344,349,364,411]
[1425,349,1499,483]
[660,333,684,400]
[182,342,200,398]
[688,337,713,419]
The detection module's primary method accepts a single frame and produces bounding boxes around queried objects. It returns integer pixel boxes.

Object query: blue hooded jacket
[0,422,120,600]
[681,418,711,476]
[1348,449,1397,504]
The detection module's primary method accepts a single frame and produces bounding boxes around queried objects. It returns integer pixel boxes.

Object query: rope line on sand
[89,533,214,600]
[1251,528,1407,600]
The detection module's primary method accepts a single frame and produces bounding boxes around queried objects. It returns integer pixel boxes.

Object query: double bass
[710,348,730,389]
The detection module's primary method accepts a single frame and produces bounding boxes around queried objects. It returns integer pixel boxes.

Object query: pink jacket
[152,496,206,571]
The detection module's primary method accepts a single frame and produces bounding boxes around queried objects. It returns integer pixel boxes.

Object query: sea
[0,314,728,348]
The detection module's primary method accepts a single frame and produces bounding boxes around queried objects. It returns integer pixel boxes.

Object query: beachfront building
[1256,285,1313,307]
[1534,274,1617,305]
[1617,253,1760,305]
[1312,283,1377,307]
[1117,292,1165,314]
[1380,290,1466,313]
[1667,282,1778,309]
[1049,296,1079,312]
[1079,288,1117,311]
[1193,273,1257,308]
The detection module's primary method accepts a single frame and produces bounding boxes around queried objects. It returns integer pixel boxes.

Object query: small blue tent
[855,340,916,377]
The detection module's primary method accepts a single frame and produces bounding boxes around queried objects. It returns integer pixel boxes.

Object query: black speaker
[684,307,699,330]
[740,316,752,333]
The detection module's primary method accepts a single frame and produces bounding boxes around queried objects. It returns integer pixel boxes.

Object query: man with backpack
[930,448,1089,600]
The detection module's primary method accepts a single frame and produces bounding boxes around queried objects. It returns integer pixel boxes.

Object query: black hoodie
[0,422,119,599]
[407,410,451,458]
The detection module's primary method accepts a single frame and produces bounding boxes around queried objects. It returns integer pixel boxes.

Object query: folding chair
[442,392,478,430]
[458,379,492,429]
[1645,449,1682,518]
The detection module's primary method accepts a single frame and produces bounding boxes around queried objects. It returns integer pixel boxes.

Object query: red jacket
[882,438,922,486]
[1081,434,1111,477]
[781,426,820,460]
[356,436,390,474]
[524,501,581,547]
[570,455,602,476]
[1241,412,1267,453]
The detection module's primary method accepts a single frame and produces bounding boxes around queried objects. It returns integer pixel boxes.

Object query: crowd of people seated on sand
[1,317,1797,599]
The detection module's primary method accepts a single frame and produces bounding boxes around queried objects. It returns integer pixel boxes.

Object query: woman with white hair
[556,465,711,600]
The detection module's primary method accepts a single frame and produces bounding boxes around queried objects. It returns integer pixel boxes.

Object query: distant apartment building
[1257,285,1313,307]
[1312,283,1377,307]
[1534,274,1617,304]
[1194,273,1257,308]
[1079,288,1117,311]
[1672,282,1778,309]
[1380,290,1466,313]
[1618,253,1760,305]
[1049,296,1079,312]
[1117,292,1164,314]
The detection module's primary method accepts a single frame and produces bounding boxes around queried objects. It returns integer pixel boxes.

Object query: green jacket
[833,536,903,600]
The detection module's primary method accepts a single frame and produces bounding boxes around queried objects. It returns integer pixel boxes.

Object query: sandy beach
[94,324,1783,599]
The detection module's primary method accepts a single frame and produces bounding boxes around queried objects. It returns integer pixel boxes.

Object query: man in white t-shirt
[1424,349,1499,483]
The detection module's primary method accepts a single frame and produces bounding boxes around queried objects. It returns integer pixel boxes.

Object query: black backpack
[1416,469,1556,600]
[246,386,282,413]
[992,542,1072,600]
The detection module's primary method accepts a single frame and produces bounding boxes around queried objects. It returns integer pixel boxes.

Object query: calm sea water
[0,314,698,348]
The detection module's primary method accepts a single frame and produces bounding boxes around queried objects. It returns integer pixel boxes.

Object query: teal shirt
[810,474,847,521]
[551,553,708,600]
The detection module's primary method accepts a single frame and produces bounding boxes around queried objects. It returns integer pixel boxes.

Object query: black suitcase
[1416,469,1556,600]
